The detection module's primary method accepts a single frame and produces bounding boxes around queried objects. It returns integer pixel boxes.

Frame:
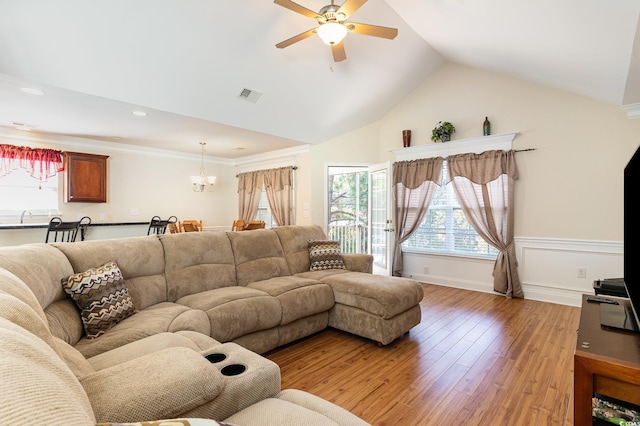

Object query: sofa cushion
[159,232,237,302]
[307,240,346,271]
[176,287,281,342]
[247,276,335,325]
[224,389,371,426]
[0,316,96,425]
[273,225,328,274]
[321,272,424,320]
[73,302,210,358]
[226,230,291,286]
[62,261,137,339]
[0,243,75,313]
[53,236,168,310]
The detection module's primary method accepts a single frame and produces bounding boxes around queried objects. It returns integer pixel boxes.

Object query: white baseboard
[402,236,623,307]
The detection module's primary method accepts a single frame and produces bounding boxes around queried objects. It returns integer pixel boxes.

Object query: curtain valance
[0,144,64,181]
[393,157,444,189]
[447,150,518,184]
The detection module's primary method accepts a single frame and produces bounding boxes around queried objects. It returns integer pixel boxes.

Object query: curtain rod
[514,148,536,152]
[236,166,297,178]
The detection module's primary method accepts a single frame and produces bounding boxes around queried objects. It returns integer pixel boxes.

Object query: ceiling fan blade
[276,28,317,49]
[336,0,368,19]
[331,43,346,62]
[348,22,398,39]
[274,0,319,19]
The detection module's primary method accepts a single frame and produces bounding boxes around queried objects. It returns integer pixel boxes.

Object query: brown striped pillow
[62,261,137,339]
[308,240,346,271]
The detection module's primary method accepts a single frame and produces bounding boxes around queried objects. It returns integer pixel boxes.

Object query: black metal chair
[147,215,178,235]
[45,216,91,243]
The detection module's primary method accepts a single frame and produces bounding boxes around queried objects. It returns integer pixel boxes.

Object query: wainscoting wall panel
[402,236,623,307]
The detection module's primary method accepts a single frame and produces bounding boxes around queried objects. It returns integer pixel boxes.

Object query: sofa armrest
[342,254,373,273]
[81,347,224,423]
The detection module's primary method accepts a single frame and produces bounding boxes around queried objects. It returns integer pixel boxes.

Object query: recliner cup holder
[221,363,246,376]
[205,353,227,363]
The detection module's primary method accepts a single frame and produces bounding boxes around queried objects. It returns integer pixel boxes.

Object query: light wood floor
[265,283,582,426]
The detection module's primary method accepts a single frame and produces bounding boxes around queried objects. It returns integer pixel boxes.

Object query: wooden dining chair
[179,220,203,232]
[167,223,180,234]
[231,219,246,231]
[245,220,266,230]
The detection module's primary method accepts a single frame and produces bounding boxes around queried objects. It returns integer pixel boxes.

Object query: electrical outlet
[130,208,139,216]
[423,266,429,274]
[577,268,586,278]
[99,213,105,221]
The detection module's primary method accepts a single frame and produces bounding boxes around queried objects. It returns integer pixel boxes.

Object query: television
[622,144,640,332]
[600,145,640,332]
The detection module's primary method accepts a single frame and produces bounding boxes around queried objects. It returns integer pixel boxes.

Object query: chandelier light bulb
[317,22,347,45]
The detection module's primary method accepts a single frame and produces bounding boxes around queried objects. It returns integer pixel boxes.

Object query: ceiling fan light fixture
[317,22,347,45]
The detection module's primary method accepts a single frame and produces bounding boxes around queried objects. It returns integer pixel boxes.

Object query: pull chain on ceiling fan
[274,0,398,62]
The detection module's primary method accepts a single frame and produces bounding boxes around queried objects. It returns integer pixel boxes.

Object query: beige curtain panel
[392,157,444,276]
[237,170,264,223]
[264,166,294,226]
[447,150,522,298]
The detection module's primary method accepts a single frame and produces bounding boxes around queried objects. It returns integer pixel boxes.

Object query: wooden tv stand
[574,294,640,424]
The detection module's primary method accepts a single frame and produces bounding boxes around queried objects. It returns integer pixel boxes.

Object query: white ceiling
[0,0,638,160]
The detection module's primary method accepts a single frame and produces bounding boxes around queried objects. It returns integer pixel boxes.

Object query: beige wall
[298,62,640,241]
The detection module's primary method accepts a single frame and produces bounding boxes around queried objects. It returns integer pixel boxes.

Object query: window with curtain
[237,166,294,227]
[0,144,63,219]
[402,160,499,257]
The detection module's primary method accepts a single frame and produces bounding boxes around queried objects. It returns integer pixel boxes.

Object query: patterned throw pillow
[62,261,137,339]
[308,240,346,271]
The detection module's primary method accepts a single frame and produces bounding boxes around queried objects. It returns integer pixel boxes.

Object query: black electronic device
[602,145,640,333]
[587,296,619,305]
[594,277,628,297]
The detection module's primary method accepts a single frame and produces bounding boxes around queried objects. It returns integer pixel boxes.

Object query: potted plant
[431,121,455,142]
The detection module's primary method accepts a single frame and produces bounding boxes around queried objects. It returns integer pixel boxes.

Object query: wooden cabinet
[574,294,640,424]
[63,152,109,203]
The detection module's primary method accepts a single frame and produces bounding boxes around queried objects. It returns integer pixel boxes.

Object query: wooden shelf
[574,294,640,424]
[391,132,518,161]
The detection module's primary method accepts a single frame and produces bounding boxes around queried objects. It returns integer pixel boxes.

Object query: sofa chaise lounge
[0,225,424,425]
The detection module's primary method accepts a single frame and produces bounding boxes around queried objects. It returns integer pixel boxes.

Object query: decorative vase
[402,130,411,147]
[440,134,450,142]
[483,117,491,136]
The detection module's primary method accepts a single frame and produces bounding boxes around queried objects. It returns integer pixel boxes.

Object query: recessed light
[20,87,44,95]
[132,110,148,117]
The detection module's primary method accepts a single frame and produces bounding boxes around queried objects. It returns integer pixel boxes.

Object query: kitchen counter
[0,222,148,230]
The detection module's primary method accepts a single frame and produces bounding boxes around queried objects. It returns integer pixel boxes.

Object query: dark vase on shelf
[483,117,491,136]
[402,130,411,147]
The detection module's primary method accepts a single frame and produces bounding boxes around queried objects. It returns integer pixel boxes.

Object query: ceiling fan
[274,0,398,62]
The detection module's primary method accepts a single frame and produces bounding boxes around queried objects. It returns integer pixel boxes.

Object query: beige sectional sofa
[0,225,424,425]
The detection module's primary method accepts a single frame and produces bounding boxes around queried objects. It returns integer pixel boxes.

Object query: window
[254,186,275,228]
[402,160,498,257]
[326,165,368,254]
[0,169,59,219]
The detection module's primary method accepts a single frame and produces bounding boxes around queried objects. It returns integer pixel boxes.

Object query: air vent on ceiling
[237,88,262,104]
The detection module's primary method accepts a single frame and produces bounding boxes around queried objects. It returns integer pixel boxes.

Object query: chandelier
[191,142,216,192]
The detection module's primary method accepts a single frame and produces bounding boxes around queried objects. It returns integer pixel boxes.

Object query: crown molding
[622,102,640,119]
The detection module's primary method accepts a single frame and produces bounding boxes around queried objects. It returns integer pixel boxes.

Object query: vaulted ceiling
[0,0,638,159]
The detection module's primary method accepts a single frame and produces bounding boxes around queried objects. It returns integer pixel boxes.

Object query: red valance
[0,144,64,181]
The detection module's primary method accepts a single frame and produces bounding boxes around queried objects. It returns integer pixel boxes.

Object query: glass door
[369,161,393,276]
